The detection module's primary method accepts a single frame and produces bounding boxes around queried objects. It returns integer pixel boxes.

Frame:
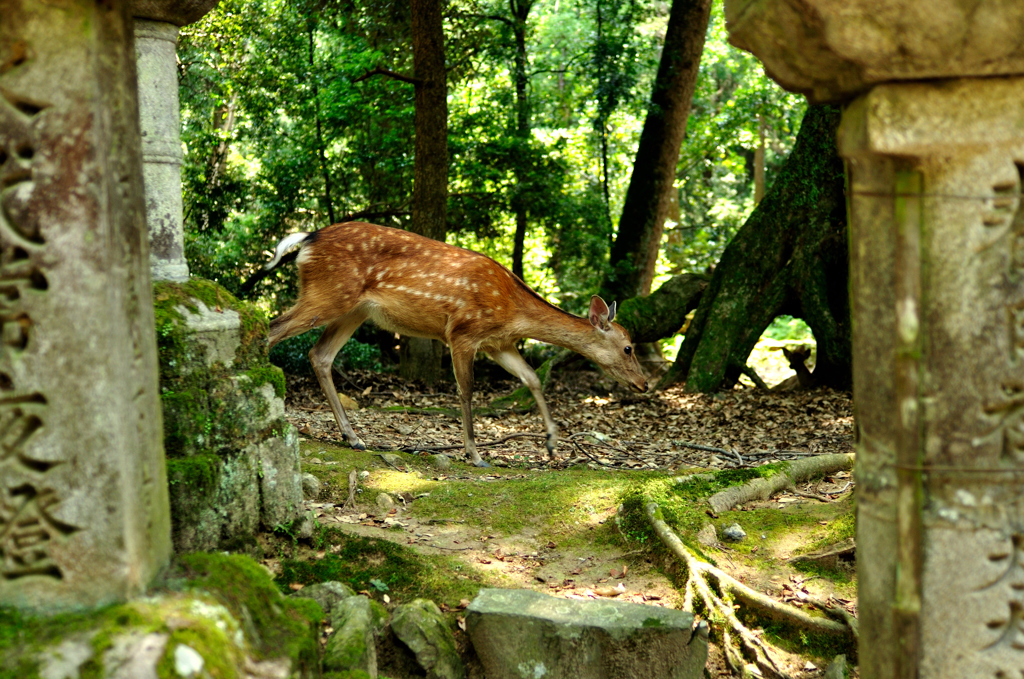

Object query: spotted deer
[262,221,649,466]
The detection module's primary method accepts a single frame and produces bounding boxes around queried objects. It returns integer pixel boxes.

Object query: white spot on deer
[492,290,500,296]
[471,283,479,292]
[376,270,386,280]
[426,280,434,287]
[484,308,493,315]
[402,246,409,253]
[346,244,354,251]
[455,299,466,308]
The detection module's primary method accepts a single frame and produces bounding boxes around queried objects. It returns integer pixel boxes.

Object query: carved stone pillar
[0,0,170,610]
[131,0,220,281]
[134,19,188,281]
[724,1,1024,677]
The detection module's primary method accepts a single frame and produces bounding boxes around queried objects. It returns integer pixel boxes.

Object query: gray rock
[291,581,356,617]
[301,473,321,500]
[177,301,240,366]
[824,654,847,679]
[359,471,370,481]
[390,599,465,679]
[325,596,378,677]
[39,636,96,679]
[380,453,403,467]
[429,454,452,471]
[696,524,718,547]
[466,588,708,679]
[173,644,204,678]
[258,427,304,529]
[721,524,746,542]
[103,632,169,679]
[376,493,396,511]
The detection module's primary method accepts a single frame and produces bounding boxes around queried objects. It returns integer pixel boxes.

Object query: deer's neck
[513,295,594,354]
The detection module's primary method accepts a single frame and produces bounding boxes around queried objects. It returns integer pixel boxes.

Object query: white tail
[267,221,649,466]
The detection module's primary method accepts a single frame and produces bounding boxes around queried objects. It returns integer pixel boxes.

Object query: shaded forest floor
[270,349,857,678]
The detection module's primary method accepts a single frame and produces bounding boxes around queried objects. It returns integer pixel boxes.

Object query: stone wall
[154,279,303,552]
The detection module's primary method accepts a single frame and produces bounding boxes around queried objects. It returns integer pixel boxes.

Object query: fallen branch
[702,453,854,514]
[644,500,855,678]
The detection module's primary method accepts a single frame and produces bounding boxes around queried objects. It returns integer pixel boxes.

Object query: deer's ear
[589,295,612,330]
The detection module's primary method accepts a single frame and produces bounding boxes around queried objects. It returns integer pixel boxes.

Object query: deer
[258,221,649,467]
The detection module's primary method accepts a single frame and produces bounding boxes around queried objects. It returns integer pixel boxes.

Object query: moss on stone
[172,553,322,671]
[166,454,221,494]
[245,365,287,399]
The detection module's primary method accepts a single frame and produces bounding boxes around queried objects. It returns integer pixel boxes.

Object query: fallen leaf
[289,583,304,591]
[457,616,466,631]
[383,594,391,604]
[458,599,471,609]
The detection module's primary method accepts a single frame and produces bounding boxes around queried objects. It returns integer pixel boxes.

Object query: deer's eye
[624,346,632,356]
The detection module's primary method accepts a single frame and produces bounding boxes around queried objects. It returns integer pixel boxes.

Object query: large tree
[399,0,450,384]
[662,104,851,392]
[601,0,713,303]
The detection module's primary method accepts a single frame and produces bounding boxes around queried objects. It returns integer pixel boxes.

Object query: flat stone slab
[466,589,708,679]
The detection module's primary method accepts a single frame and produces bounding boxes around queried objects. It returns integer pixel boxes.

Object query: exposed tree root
[702,453,854,515]
[644,500,855,679]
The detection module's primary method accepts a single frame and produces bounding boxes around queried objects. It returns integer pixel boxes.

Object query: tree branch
[354,66,422,86]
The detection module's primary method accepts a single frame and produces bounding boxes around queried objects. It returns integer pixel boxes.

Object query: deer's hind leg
[309,310,369,450]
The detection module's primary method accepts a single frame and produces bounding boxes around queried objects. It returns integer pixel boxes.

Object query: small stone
[174,644,205,678]
[308,458,322,465]
[325,596,378,676]
[339,394,359,410]
[380,453,403,466]
[377,493,396,510]
[291,581,356,617]
[696,524,718,547]
[824,654,847,679]
[300,473,321,500]
[390,599,465,679]
[722,524,747,542]
[430,454,452,471]
[298,515,316,540]
[358,471,370,480]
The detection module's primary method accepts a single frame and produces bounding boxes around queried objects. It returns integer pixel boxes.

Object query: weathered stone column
[725,1,1024,677]
[134,19,188,281]
[0,0,170,610]
[131,0,220,281]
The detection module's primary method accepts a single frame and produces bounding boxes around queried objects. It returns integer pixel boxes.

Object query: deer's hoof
[349,438,366,451]
[545,436,556,455]
[471,458,491,468]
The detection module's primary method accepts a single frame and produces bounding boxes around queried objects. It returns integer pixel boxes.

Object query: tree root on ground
[701,453,855,515]
[644,500,855,679]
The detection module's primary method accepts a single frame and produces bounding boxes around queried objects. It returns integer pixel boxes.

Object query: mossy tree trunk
[661,105,851,392]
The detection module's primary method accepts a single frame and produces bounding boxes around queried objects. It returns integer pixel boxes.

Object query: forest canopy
[178,0,805,320]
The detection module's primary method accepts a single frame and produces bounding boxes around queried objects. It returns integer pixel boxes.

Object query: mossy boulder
[0,553,322,679]
[153,278,301,552]
[389,599,465,679]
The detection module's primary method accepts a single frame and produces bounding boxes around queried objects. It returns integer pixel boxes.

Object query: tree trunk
[510,0,533,280]
[613,273,707,344]
[661,105,851,392]
[401,0,449,384]
[601,0,712,302]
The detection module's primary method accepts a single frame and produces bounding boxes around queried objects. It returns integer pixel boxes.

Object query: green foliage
[763,315,815,342]
[178,0,807,326]
[269,327,382,375]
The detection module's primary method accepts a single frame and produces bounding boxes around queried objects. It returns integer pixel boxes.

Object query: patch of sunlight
[366,471,437,495]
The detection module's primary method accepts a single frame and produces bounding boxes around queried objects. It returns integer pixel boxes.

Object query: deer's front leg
[451,346,488,467]
[487,347,559,459]
[309,313,368,450]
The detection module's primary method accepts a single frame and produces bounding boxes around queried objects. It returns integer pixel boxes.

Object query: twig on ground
[341,470,358,511]
[376,453,404,471]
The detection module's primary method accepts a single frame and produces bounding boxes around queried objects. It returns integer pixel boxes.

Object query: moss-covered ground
[262,437,856,674]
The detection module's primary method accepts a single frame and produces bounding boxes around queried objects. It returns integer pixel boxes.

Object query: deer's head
[584,296,649,393]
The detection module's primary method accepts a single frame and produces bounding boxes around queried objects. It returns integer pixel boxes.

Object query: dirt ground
[278,347,857,678]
